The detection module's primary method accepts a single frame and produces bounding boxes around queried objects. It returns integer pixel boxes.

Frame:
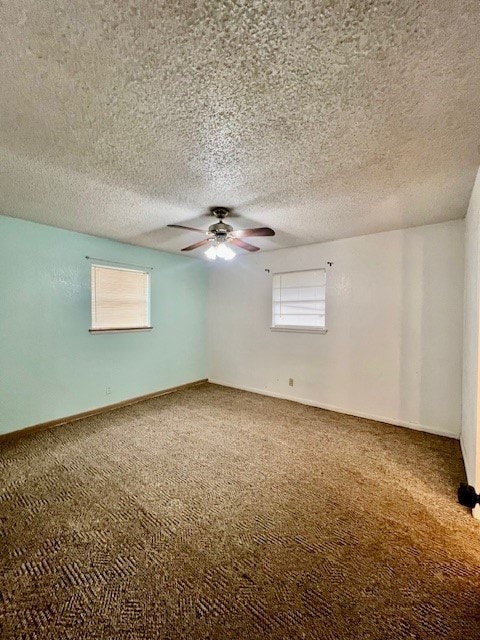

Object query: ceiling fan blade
[230,238,260,252]
[181,239,211,252]
[167,224,206,234]
[231,227,275,238]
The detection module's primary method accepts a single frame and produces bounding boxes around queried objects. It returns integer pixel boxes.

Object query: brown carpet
[1,383,479,639]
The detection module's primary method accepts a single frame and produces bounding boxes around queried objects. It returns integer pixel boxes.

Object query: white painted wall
[207,220,464,438]
[462,168,480,513]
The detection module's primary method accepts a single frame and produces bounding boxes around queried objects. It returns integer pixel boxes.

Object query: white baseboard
[208,379,460,440]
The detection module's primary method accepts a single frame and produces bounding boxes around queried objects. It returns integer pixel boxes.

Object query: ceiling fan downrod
[211,207,230,220]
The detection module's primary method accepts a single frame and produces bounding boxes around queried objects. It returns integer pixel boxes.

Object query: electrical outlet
[106,386,112,395]
[289,378,294,387]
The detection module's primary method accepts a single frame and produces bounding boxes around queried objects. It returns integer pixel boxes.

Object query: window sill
[270,327,328,334]
[89,327,153,334]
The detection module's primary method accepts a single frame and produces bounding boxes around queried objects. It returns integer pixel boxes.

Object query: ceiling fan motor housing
[209,222,233,236]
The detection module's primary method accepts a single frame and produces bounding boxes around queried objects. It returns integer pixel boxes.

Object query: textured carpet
[1,383,479,640]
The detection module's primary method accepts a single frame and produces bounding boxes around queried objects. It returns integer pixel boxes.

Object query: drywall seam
[209,379,460,440]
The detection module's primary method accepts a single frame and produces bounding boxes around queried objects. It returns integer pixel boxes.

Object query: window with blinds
[90,265,151,332]
[272,268,326,331]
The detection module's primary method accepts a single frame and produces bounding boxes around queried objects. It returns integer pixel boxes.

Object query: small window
[271,268,326,333]
[90,265,151,333]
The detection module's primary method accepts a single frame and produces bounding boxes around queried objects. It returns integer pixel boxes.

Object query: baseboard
[0,379,208,444]
[2,377,459,445]
[208,379,460,440]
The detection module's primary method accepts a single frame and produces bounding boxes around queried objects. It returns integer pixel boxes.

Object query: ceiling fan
[167,207,275,260]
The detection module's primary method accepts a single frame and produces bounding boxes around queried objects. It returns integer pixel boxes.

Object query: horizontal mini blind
[272,268,326,329]
[91,265,150,330]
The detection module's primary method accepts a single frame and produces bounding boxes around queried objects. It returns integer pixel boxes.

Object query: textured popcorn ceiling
[0,1,479,256]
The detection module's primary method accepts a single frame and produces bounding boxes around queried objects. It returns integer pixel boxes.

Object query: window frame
[270,267,327,334]
[89,264,153,335]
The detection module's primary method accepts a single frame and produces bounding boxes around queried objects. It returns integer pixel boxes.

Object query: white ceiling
[1,1,479,256]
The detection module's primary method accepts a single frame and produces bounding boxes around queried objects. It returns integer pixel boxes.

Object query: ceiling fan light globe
[218,244,235,260]
[216,243,227,259]
[205,245,217,260]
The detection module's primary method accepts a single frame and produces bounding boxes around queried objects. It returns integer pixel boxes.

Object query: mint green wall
[0,216,207,435]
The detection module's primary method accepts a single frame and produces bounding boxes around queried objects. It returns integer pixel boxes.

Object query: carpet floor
[1,383,479,639]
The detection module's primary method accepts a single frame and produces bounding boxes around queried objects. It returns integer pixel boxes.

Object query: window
[90,265,151,333]
[271,268,326,332]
